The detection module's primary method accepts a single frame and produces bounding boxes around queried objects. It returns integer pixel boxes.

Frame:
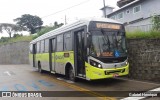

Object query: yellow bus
[29,18,129,81]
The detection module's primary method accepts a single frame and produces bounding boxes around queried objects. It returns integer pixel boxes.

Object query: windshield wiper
[115,33,118,49]
[98,37,102,55]
[101,29,111,50]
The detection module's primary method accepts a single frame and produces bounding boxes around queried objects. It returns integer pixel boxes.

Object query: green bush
[32,22,64,39]
[0,36,32,45]
[152,15,160,31]
[126,30,160,39]
[33,26,55,39]
[13,33,23,38]
[0,37,10,42]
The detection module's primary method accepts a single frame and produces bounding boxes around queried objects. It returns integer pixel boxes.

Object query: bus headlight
[125,61,128,65]
[90,60,102,69]
[125,60,128,65]
[98,64,102,68]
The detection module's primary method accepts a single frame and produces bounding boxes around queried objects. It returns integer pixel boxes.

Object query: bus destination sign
[96,23,121,29]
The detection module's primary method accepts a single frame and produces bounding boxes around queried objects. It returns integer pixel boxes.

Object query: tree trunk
[30,28,35,34]
[9,32,11,38]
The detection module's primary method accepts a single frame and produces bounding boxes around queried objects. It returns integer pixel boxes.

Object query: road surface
[0,65,159,100]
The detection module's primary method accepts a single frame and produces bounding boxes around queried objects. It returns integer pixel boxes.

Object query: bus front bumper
[85,63,129,80]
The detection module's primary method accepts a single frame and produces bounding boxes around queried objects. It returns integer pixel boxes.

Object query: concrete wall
[127,39,160,82]
[0,41,30,64]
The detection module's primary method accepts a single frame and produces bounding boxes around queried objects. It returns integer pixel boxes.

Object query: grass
[126,30,160,39]
[0,35,33,45]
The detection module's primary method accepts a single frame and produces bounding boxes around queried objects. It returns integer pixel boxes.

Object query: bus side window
[56,34,63,52]
[37,42,40,53]
[51,38,56,52]
[64,32,72,51]
[45,39,49,53]
[40,40,45,53]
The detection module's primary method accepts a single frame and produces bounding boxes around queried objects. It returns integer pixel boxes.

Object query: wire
[41,0,90,19]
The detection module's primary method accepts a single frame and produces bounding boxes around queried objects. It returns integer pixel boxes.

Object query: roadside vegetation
[0,35,32,45]
[126,30,160,39]
[33,22,63,39]
[126,15,160,39]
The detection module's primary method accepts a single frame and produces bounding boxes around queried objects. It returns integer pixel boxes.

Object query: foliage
[14,14,43,34]
[126,30,160,39]
[0,23,26,38]
[0,36,32,45]
[13,33,23,38]
[33,26,54,39]
[0,37,10,43]
[152,15,160,31]
[33,21,64,39]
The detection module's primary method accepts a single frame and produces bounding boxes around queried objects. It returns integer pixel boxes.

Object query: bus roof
[30,17,122,44]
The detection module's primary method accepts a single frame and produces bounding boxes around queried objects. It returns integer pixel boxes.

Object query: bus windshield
[90,30,127,58]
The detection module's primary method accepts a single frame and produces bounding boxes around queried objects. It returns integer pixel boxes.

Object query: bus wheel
[69,67,76,82]
[38,62,43,73]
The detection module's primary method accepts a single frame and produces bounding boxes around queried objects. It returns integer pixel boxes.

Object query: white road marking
[115,77,160,85]
[149,87,160,91]
[120,96,146,100]
[66,80,74,83]
[57,77,74,83]
[57,77,64,80]
[121,87,160,100]
[4,71,11,76]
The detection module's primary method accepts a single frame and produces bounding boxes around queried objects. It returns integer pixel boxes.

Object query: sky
[0,0,119,37]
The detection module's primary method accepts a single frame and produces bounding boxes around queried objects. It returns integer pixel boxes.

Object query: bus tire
[69,67,76,82]
[38,61,43,73]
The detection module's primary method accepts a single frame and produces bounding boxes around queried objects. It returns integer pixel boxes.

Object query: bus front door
[49,38,56,72]
[75,30,85,77]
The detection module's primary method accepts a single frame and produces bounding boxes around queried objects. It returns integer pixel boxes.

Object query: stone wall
[0,41,30,64]
[127,39,160,82]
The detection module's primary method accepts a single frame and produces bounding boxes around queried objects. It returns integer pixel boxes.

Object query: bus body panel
[40,53,50,71]
[54,51,74,75]
[34,53,49,71]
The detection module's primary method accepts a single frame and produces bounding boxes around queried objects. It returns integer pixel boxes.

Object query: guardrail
[125,24,153,32]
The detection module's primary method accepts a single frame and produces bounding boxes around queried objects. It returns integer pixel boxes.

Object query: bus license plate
[113,73,119,77]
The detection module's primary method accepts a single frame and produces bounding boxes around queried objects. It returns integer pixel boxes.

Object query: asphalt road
[0,65,159,100]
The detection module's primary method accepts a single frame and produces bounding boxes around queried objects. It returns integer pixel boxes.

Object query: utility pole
[103,0,106,18]
[64,15,67,25]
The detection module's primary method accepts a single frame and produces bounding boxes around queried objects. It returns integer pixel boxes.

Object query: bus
[29,18,129,81]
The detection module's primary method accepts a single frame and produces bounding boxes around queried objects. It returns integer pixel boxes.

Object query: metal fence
[125,24,153,32]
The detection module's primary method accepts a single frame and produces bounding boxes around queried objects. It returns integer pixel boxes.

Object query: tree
[54,21,58,27]
[0,23,25,38]
[14,14,43,34]
[53,21,64,29]
[152,15,160,31]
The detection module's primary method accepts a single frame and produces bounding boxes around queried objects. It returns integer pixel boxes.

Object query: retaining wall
[127,39,160,82]
[0,41,30,64]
